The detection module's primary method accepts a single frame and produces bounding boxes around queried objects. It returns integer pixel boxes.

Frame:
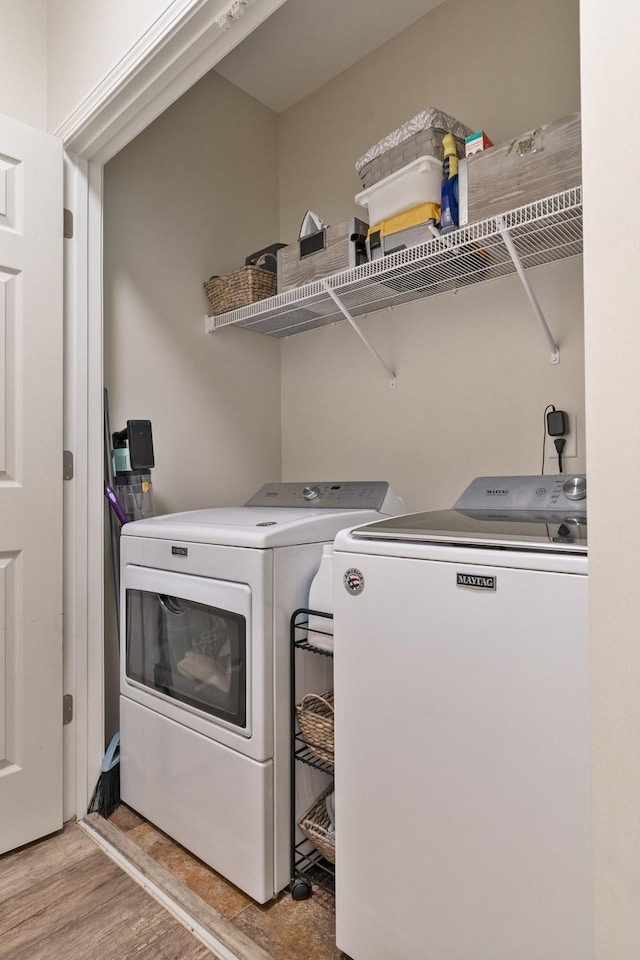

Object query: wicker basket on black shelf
[298,783,336,864]
[295,690,334,766]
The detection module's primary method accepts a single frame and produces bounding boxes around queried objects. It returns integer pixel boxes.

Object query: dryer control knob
[563,476,587,501]
[302,485,321,501]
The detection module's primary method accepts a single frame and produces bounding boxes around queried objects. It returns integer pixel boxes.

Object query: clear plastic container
[115,471,154,523]
[355,155,442,225]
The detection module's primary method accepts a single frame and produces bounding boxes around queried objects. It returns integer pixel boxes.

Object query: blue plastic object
[440,132,459,233]
[101,732,120,773]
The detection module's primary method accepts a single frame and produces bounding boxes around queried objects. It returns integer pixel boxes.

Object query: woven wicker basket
[296,690,334,766]
[298,783,336,863]
[203,256,276,315]
[357,127,467,189]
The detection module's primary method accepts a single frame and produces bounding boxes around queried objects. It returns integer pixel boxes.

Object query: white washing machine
[332,475,591,960]
[119,480,404,903]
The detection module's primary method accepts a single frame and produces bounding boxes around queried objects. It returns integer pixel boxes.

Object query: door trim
[55,0,288,163]
[61,0,288,816]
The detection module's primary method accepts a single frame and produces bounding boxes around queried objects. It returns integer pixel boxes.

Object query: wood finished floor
[0,822,213,959]
[107,805,344,960]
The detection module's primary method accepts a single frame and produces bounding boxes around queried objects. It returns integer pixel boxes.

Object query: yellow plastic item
[443,132,459,178]
[367,201,441,243]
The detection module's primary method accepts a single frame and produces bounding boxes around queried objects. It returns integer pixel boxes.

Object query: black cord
[541,404,555,474]
[554,437,566,474]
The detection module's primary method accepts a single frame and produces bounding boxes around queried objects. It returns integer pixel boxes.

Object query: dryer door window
[126,589,247,728]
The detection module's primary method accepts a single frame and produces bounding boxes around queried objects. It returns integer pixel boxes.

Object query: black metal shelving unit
[290,607,335,900]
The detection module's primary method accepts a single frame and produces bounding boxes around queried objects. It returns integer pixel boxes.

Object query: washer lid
[350,509,587,553]
[350,474,588,553]
[121,506,391,548]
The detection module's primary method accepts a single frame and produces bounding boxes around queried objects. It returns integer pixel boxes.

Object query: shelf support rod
[498,217,560,365]
[321,280,397,388]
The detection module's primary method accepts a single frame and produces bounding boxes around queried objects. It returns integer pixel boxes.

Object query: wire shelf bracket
[321,280,397,388]
[497,215,560,365]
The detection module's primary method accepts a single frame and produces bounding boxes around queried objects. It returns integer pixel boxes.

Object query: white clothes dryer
[119,481,405,903]
[332,475,591,960]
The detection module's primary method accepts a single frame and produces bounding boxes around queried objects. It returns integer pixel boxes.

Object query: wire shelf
[290,608,335,899]
[294,732,334,774]
[294,636,334,658]
[293,839,335,896]
[206,188,582,339]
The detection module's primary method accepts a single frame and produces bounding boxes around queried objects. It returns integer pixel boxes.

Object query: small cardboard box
[277,219,368,293]
[464,131,494,156]
[459,112,581,226]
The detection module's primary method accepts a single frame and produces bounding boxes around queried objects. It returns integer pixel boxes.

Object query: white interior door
[0,113,63,852]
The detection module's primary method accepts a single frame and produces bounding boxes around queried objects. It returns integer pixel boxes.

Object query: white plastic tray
[355,155,442,225]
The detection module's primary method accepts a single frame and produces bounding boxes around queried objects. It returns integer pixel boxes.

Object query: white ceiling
[215,0,447,113]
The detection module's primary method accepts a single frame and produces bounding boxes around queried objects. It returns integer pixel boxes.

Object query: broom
[87,731,121,818]
[88,389,126,819]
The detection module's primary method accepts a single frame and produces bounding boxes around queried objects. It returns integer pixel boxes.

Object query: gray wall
[46,0,175,131]
[581,0,640,953]
[104,68,282,515]
[0,0,47,128]
[278,0,583,511]
[103,68,281,736]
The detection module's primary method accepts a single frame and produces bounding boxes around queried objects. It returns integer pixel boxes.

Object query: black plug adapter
[547,409,569,437]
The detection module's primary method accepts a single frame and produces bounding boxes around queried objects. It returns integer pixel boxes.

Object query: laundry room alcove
[104,0,585,523]
[101,0,586,939]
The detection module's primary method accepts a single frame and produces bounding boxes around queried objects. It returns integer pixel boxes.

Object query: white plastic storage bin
[307,544,334,652]
[355,155,442,226]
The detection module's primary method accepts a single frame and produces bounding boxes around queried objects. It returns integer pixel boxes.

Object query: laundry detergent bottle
[440,132,459,233]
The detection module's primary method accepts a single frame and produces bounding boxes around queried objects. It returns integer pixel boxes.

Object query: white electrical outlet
[545,412,578,461]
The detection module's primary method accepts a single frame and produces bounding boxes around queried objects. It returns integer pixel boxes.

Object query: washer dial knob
[562,476,587,501]
[302,485,321,501]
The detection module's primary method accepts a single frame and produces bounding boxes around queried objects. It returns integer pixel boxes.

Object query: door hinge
[63,694,73,725]
[63,450,73,480]
[63,208,73,239]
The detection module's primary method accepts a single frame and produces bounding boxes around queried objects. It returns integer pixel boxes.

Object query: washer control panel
[245,481,393,510]
[454,475,587,514]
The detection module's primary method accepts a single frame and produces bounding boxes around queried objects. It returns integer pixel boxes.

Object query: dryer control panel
[245,481,403,513]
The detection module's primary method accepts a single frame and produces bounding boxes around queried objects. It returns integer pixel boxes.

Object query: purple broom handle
[104,482,128,526]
